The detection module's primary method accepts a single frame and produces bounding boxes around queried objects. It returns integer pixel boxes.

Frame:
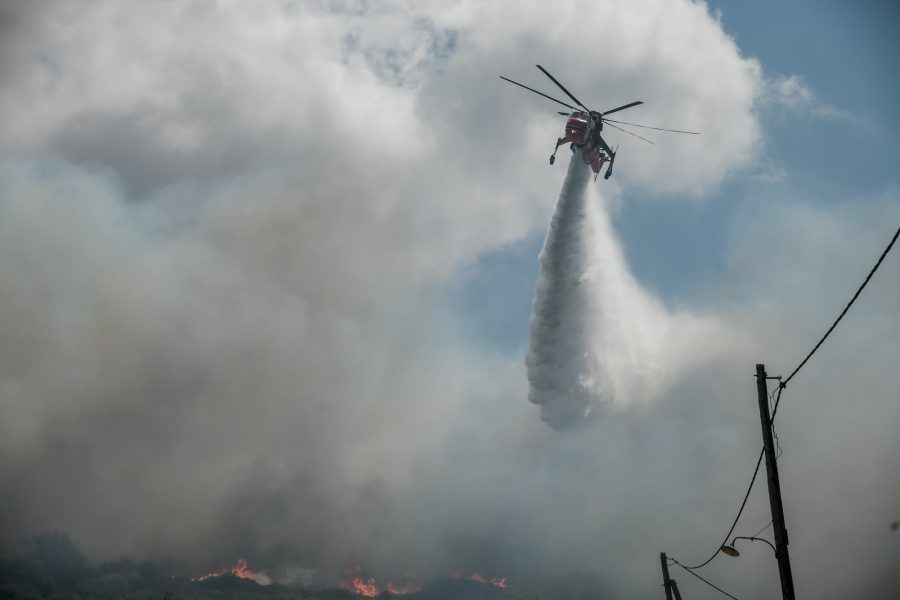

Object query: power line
[779,224,900,391]
[672,560,739,600]
[678,224,899,571]
[682,382,780,570]
[680,447,765,569]
[767,386,783,459]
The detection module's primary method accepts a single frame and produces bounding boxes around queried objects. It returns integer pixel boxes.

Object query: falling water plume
[525,148,694,429]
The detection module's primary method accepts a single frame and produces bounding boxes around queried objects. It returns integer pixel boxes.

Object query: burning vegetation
[193,559,271,585]
[454,573,507,589]
[0,532,533,600]
[339,566,422,597]
[339,566,379,597]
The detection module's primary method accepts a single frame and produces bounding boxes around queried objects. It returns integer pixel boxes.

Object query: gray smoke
[0,2,898,599]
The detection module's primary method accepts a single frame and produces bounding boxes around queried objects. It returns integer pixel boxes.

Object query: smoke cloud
[0,2,897,599]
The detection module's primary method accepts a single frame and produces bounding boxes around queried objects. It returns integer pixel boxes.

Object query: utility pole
[669,579,683,600]
[756,364,795,600]
[659,552,673,600]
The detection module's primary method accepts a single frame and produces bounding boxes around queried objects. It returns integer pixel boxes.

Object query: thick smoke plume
[1,3,898,599]
[526,149,720,428]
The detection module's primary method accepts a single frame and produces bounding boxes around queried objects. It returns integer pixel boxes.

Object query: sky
[0,1,898,599]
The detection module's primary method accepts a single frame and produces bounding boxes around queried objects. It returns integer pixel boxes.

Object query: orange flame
[339,566,421,596]
[340,566,379,597]
[453,573,507,589]
[194,568,227,581]
[193,559,271,585]
[387,583,422,594]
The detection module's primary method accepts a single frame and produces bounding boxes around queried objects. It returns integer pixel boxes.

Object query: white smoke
[526,149,727,429]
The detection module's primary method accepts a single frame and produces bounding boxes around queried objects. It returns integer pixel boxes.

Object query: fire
[387,583,422,594]
[340,566,379,597]
[339,566,422,596]
[193,559,271,585]
[454,572,507,589]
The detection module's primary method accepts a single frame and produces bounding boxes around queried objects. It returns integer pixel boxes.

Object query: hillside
[0,534,540,600]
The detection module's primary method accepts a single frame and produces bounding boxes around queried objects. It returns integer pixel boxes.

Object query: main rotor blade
[605,122,655,145]
[499,76,576,110]
[536,65,588,110]
[604,118,699,135]
[558,111,569,115]
[601,101,643,116]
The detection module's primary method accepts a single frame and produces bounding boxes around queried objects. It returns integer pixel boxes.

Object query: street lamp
[720,536,777,558]
[720,543,739,557]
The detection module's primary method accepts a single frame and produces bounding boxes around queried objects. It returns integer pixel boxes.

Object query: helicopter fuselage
[564,111,592,145]
[558,111,612,179]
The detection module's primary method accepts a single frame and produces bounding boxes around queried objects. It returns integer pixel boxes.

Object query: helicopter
[500,65,699,181]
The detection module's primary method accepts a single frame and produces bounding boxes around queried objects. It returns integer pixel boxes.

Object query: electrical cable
[772,426,782,460]
[672,560,739,600]
[767,385,778,416]
[679,447,765,569]
[767,386,783,458]
[681,382,782,570]
[672,223,898,576]
[770,383,782,423]
[779,224,900,391]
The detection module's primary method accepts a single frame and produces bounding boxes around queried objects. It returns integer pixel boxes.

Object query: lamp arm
[731,536,777,555]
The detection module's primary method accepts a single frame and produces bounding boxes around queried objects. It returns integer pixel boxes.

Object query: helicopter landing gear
[604,146,617,180]
[550,136,569,166]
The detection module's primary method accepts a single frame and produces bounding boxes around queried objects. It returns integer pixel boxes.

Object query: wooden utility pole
[669,579,683,600]
[756,364,796,600]
[659,552,673,600]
